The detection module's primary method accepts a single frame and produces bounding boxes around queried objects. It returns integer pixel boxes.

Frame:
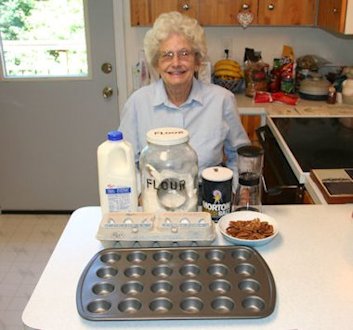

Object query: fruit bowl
[212,75,244,94]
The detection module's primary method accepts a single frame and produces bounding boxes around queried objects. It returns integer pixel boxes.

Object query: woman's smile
[157,33,197,94]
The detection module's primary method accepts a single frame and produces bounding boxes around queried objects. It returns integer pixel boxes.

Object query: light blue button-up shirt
[119,77,250,188]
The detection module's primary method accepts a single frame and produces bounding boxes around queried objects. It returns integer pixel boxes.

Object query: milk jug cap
[146,127,189,145]
[107,130,123,141]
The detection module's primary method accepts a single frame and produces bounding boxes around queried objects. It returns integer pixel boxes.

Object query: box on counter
[310,168,353,204]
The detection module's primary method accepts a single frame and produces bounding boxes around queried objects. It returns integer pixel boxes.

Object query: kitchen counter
[236,94,353,204]
[23,205,353,330]
[236,94,353,117]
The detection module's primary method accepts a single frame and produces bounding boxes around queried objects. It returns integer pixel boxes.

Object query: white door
[0,0,122,211]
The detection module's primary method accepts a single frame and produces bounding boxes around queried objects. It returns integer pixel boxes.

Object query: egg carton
[96,212,216,247]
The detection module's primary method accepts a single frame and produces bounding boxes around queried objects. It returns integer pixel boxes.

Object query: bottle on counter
[327,85,337,104]
[244,48,269,97]
[269,58,281,93]
[97,130,138,215]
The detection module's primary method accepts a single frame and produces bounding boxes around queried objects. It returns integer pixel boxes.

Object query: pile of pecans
[226,218,274,240]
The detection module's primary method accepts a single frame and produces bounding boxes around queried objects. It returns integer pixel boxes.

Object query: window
[0,0,89,79]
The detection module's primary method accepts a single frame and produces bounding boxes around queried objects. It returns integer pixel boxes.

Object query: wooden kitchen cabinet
[199,0,316,26]
[199,0,315,26]
[317,0,353,34]
[130,0,199,26]
[257,0,316,26]
[303,189,314,204]
[240,115,261,144]
[131,0,316,26]
[198,0,258,26]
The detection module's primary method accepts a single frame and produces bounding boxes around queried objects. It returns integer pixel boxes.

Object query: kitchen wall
[120,0,353,103]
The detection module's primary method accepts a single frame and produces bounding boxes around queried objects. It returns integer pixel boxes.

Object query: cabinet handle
[242,3,250,10]
[268,3,275,10]
[182,3,190,11]
[333,7,338,14]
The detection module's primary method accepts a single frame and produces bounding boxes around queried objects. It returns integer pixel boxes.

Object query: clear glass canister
[234,145,264,212]
[139,127,199,212]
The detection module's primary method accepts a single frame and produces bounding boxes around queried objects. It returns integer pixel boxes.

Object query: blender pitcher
[234,145,264,212]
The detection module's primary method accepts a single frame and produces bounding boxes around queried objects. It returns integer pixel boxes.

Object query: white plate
[218,211,279,247]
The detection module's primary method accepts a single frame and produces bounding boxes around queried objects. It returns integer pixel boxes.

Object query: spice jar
[139,127,199,212]
[327,86,337,104]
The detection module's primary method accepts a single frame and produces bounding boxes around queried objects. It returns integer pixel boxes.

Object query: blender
[234,145,264,212]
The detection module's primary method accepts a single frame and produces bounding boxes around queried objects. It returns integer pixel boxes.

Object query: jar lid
[237,145,264,157]
[202,166,233,182]
[299,73,330,95]
[146,127,189,145]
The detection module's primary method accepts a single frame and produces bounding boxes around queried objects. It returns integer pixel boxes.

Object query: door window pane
[0,0,89,79]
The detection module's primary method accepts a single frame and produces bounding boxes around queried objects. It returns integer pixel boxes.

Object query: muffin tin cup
[77,246,276,321]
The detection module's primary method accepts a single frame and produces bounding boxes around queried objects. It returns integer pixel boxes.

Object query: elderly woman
[119,11,250,189]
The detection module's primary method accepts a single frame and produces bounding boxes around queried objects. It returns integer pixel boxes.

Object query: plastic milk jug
[97,131,138,215]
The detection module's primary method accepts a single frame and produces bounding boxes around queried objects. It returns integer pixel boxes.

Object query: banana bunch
[214,59,243,80]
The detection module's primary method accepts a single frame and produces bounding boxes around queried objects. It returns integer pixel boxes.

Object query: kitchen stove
[267,116,353,183]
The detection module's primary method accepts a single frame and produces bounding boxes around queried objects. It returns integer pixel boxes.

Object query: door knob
[101,63,113,74]
[102,87,113,99]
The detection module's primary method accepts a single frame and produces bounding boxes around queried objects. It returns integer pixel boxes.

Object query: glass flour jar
[139,127,199,212]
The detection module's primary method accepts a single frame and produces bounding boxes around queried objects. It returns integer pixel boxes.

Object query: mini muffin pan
[76,246,276,321]
[96,212,216,247]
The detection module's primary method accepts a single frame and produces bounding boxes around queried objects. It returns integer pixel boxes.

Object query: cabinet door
[199,0,258,26]
[130,0,151,26]
[257,0,316,26]
[317,0,348,33]
[240,115,261,144]
[131,0,199,26]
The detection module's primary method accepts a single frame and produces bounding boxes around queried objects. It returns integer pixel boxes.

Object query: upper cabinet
[198,1,258,26]
[130,0,199,26]
[317,0,353,35]
[257,0,316,26]
[130,0,316,26]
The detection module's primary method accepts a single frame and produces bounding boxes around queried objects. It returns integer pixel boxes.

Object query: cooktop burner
[271,117,353,173]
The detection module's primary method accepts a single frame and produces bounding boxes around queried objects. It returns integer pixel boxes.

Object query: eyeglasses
[159,48,195,62]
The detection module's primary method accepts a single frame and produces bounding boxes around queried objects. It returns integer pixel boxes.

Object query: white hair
[143,11,207,70]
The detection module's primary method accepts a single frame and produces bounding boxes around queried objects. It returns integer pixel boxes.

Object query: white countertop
[23,205,353,330]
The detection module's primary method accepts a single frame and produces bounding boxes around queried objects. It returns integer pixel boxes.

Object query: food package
[243,48,269,97]
[272,92,299,105]
[253,91,272,103]
[280,45,296,94]
[253,91,299,105]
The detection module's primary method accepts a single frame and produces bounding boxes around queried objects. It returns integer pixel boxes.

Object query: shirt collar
[153,77,203,110]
